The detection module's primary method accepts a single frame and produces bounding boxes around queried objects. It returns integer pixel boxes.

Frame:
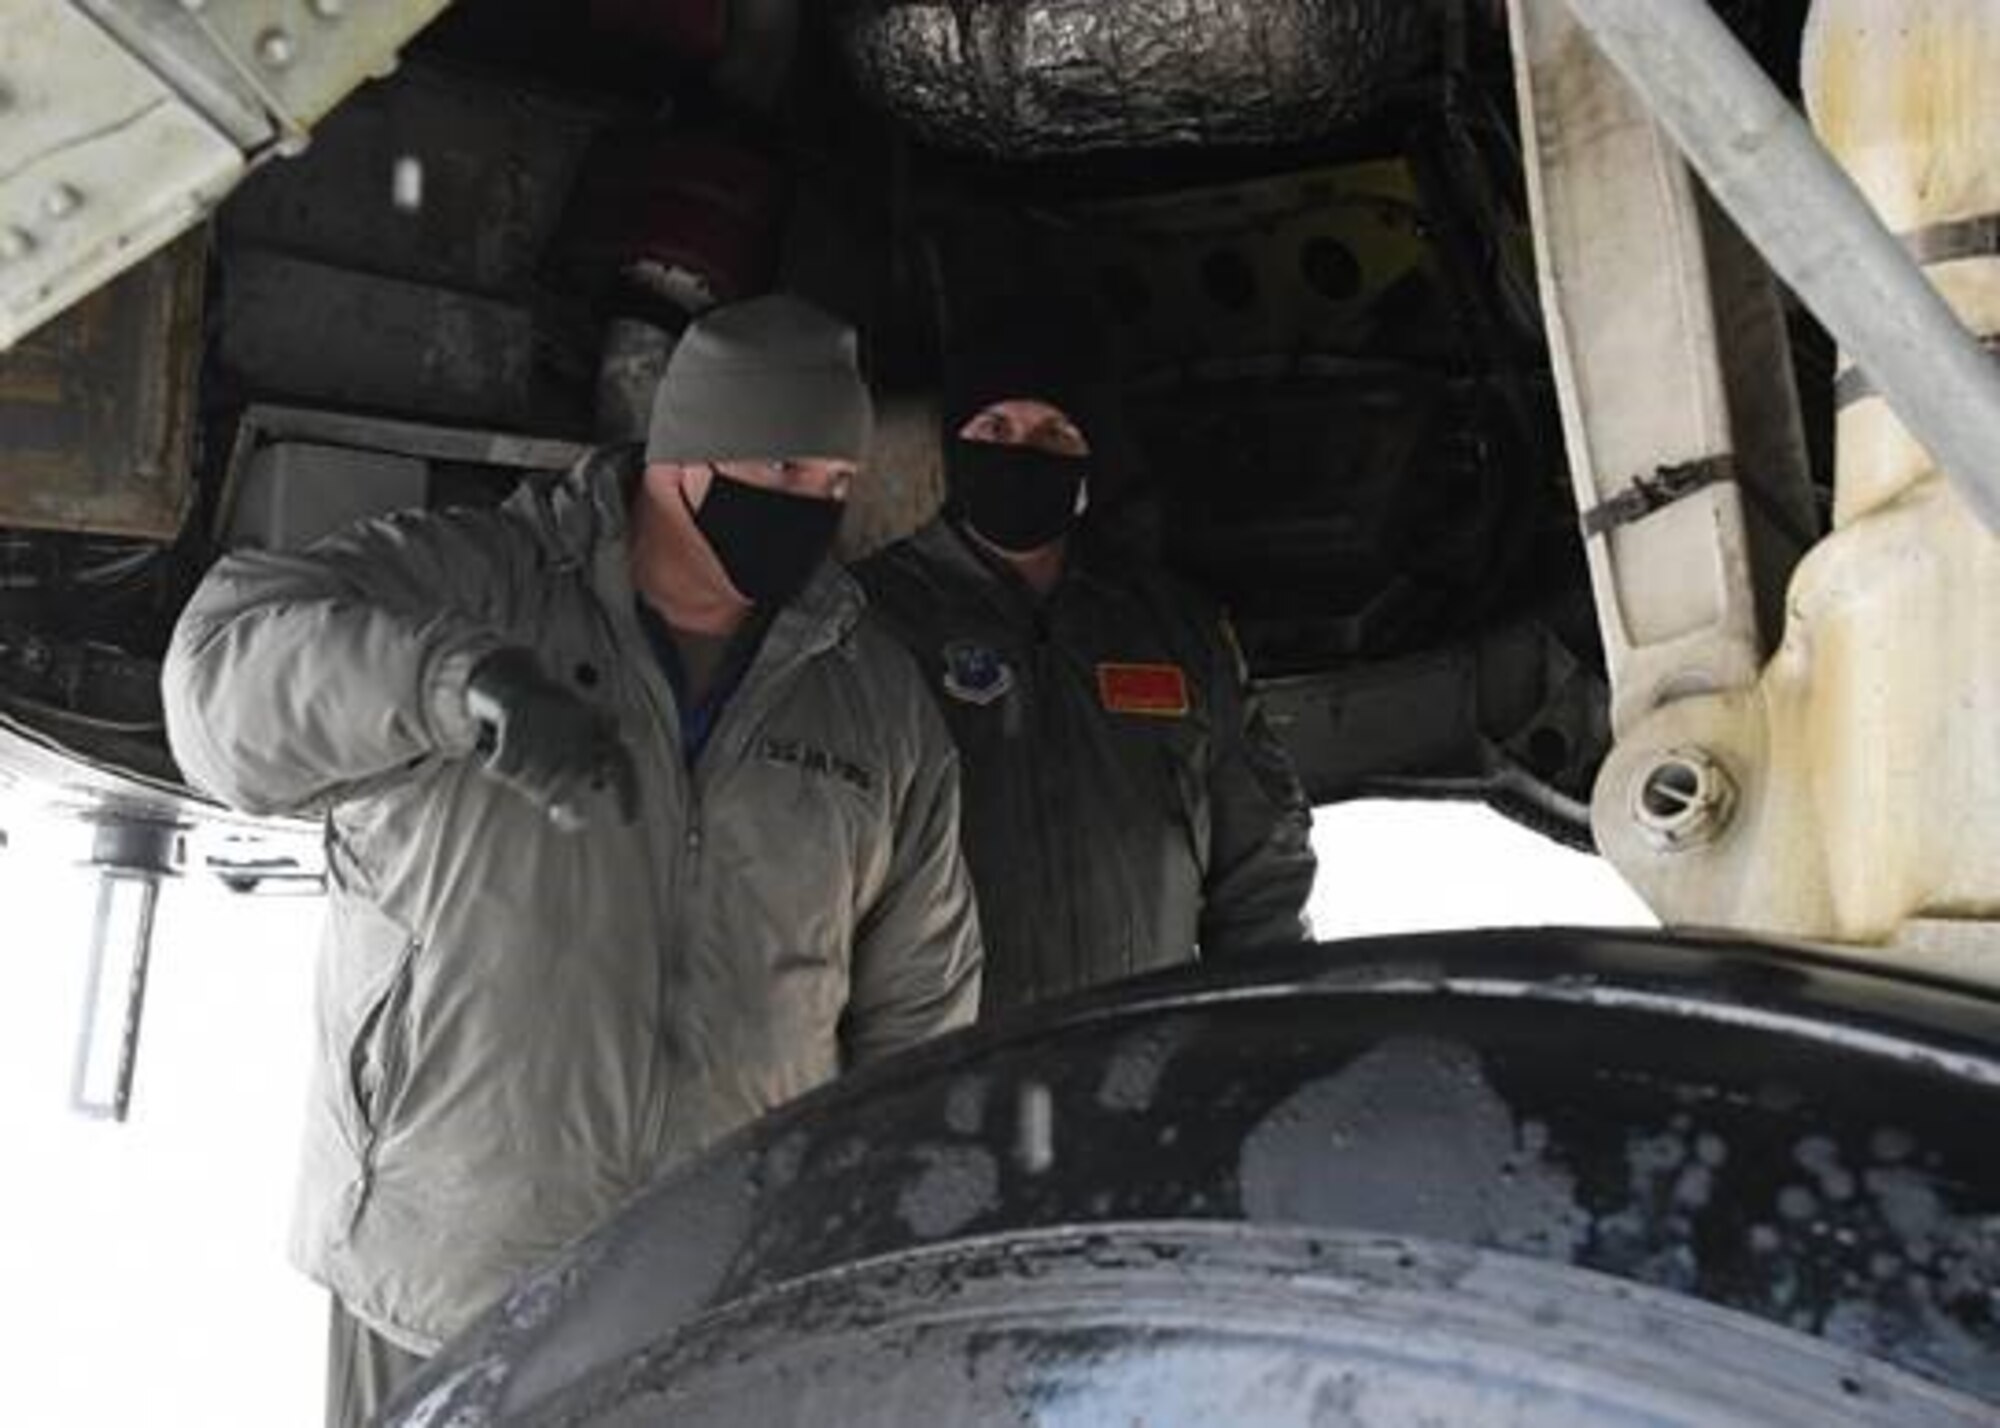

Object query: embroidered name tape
[759,737,876,793]
[1097,662,1190,717]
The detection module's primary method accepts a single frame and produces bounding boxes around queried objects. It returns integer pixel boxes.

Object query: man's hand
[464,648,640,832]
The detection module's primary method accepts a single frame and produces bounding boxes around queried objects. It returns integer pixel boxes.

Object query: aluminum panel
[0,0,240,349]
[162,0,454,132]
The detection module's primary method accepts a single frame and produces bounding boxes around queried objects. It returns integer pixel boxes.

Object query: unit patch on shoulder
[1097,662,1190,717]
[941,640,1015,707]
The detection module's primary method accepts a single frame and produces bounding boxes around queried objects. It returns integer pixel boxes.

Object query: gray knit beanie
[645,294,873,465]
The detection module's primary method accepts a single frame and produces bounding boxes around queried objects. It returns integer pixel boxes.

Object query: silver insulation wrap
[835,0,1437,156]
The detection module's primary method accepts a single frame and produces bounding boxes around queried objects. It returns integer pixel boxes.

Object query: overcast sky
[0,798,1651,1426]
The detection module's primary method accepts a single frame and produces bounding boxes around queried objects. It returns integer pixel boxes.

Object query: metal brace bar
[1837,333,2000,412]
[1559,0,2000,538]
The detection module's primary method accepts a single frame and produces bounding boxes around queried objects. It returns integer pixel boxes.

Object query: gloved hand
[464,648,639,832]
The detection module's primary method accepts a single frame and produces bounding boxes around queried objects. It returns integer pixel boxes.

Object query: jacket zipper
[652,677,692,1165]
[593,592,688,1179]
[689,615,832,850]
[346,932,421,1235]
[1029,606,1075,1005]
[606,578,850,1168]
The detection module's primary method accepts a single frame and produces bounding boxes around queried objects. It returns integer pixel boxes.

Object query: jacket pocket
[345,932,421,1148]
[1162,744,1211,878]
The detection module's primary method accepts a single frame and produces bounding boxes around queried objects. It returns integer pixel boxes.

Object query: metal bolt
[257,27,296,69]
[1632,748,1736,852]
[309,0,345,17]
[0,226,34,262]
[43,183,82,220]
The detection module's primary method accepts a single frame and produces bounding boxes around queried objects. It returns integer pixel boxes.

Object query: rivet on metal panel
[257,28,297,69]
[44,184,83,221]
[309,0,346,17]
[0,227,36,261]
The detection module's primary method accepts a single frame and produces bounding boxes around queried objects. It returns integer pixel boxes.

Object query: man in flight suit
[162,294,982,1425]
[856,319,1315,1014]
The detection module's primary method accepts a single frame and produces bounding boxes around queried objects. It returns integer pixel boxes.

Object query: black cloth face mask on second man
[691,468,844,605]
[948,440,1089,554]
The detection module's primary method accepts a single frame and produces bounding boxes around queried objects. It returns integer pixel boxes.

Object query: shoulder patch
[941,640,1015,707]
[1097,662,1190,717]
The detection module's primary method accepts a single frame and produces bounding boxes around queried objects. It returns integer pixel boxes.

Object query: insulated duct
[834,0,1436,157]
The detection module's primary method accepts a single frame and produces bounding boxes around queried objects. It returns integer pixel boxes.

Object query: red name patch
[1097,662,1190,717]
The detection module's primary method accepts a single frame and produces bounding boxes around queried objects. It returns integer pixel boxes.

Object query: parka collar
[909,517,1111,624]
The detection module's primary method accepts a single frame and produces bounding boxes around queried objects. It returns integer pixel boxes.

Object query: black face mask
[948,440,1089,554]
[692,469,843,605]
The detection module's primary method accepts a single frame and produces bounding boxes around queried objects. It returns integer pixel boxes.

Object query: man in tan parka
[162,295,982,1426]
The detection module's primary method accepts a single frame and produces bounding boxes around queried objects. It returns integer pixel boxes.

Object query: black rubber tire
[389,932,2000,1425]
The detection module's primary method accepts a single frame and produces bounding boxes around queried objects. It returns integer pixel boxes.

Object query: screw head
[309,0,345,17]
[43,183,82,220]
[257,27,296,69]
